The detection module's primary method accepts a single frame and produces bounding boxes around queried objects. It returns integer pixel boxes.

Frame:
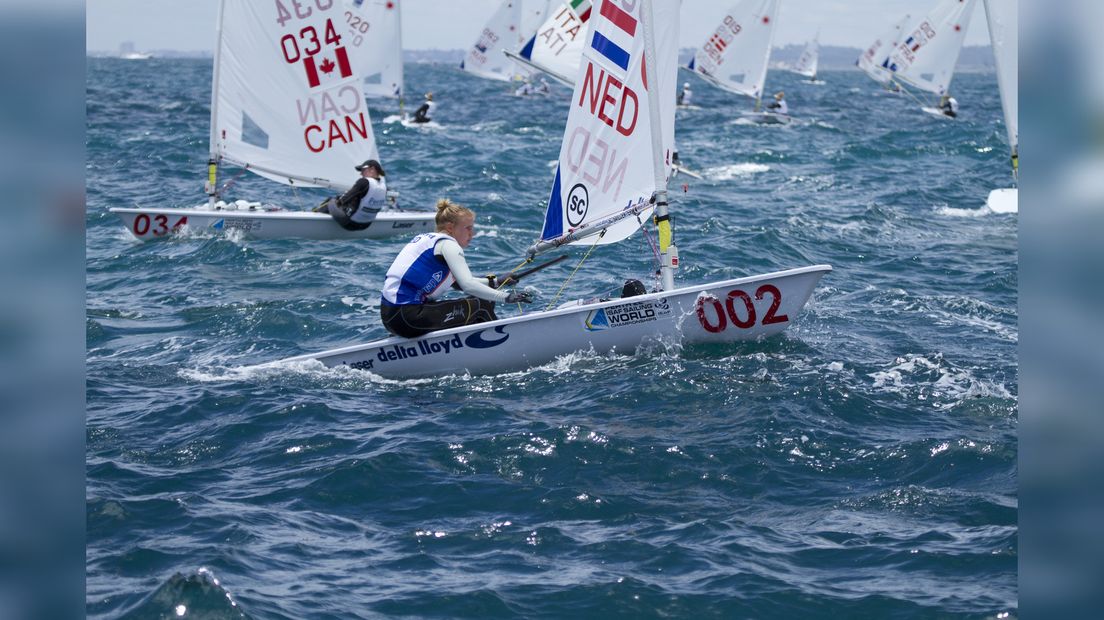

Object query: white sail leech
[352,0,404,99]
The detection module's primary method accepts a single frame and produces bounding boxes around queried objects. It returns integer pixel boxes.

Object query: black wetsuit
[412,103,432,124]
[381,297,497,338]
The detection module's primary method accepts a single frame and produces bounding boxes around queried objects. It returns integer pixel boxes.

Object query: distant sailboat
[356,0,404,100]
[881,0,978,119]
[982,0,1017,213]
[461,0,528,82]
[110,0,432,241]
[505,0,593,86]
[686,0,787,124]
[789,31,821,83]
[857,13,911,90]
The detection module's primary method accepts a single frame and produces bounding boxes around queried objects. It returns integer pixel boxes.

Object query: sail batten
[211,0,383,189]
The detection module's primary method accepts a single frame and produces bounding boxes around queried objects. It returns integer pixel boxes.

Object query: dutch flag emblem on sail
[590,1,638,71]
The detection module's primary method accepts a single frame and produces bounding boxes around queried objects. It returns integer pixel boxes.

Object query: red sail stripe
[598,0,636,36]
[335,46,352,78]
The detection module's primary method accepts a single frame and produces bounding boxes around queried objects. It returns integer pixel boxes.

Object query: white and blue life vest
[350,176,387,225]
[381,233,455,305]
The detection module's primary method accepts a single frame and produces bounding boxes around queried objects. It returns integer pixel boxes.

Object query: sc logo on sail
[567,183,589,226]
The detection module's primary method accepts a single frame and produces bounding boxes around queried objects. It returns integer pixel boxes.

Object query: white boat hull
[921,106,955,120]
[742,112,791,125]
[277,265,831,379]
[986,187,1018,213]
[109,206,435,241]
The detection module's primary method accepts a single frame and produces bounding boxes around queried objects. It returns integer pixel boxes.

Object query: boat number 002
[696,284,789,333]
[132,214,188,237]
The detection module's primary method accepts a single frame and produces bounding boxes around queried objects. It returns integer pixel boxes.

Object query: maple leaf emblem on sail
[319,57,336,74]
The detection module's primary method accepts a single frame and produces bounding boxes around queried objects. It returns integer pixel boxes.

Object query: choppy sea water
[86,58,1016,618]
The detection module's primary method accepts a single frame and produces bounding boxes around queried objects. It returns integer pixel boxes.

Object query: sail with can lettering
[506,0,593,86]
[108,0,434,241]
[212,0,382,188]
[857,13,911,85]
[461,0,527,82]
[882,0,977,96]
[687,0,780,101]
[537,0,678,247]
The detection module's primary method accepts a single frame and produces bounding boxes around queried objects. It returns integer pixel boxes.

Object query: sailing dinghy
[789,32,822,84]
[881,0,978,119]
[277,0,830,379]
[857,13,912,91]
[461,0,528,82]
[686,0,787,124]
[111,0,432,241]
[982,0,1018,213]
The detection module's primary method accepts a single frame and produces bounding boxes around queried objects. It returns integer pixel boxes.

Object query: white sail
[537,0,678,248]
[883,0,978,96]
[211,0,382,190]
[983,0,1017,166]
[349,0,404,98]
[790,32,819,78]
[857,14,911,85]
[688,0,780,101]
[509,0,593,86]
[462,0,526,82]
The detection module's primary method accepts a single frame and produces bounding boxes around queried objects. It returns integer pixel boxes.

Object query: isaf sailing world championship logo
[584,298,671,332]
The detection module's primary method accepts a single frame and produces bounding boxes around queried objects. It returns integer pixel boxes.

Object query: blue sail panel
[541,166,564,241]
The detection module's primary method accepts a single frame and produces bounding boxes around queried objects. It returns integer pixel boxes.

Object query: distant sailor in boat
[412,92,436,123]
[317,159,387,231]
[939,94,959,118]
[766,91,788,115]
[514,80,533,97]
[536,77,551,94]
[380,199,535,338]
[677,82,692,106]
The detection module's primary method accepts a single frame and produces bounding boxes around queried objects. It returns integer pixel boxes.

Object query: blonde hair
[435,199,474,231]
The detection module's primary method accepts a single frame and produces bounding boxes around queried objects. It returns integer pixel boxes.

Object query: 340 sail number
[696,284,788,333]
[132,213,188,237]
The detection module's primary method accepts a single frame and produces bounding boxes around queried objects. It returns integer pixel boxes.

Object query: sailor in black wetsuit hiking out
[315,159,387,231]
[380,199,535,338]
[411,92,436,124]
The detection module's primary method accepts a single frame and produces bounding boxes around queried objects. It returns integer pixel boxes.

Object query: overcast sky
[86,0,991,53]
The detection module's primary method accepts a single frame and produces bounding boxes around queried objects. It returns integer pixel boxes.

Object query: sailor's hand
[505,290,534,304]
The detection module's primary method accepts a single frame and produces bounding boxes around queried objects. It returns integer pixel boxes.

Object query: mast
[397,0,406,116]
[205,0,228,208]
[641,0,675,291]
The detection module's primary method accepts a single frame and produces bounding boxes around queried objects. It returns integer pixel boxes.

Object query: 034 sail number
[132,213,188,237]
[696,284,788,333]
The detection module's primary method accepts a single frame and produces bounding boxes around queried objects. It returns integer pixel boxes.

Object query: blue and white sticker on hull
[584,299,671,332]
